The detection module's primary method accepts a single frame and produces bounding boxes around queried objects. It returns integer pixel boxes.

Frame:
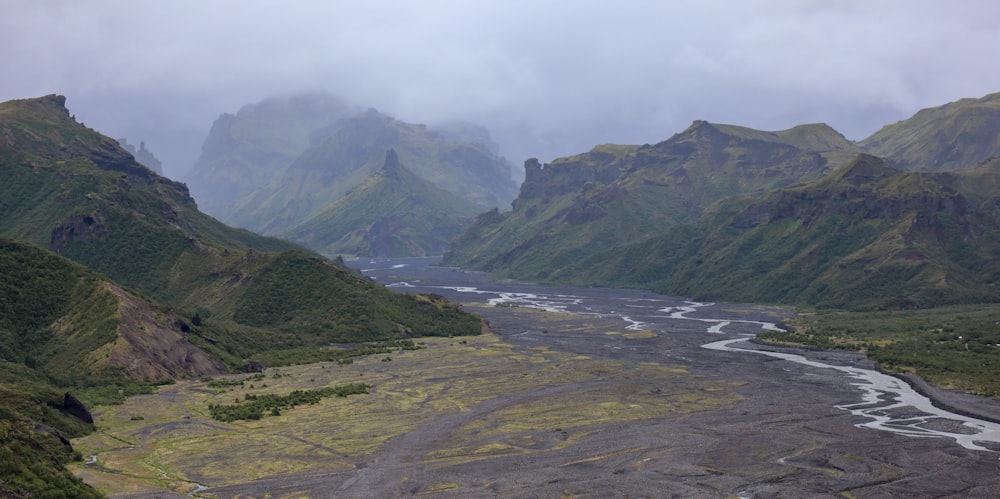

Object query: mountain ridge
[284,148,481,257]
[226,107,518,237]
[447,91,1000,310]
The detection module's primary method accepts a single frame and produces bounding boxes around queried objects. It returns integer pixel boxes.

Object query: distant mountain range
[0,94,483,495]
[445,92,1000,310]
[184,95,518,256]
[184,93,357,219]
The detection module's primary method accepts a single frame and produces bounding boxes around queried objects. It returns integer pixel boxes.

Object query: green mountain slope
[558,155,1000,310]
[229,108,518,235]
[861,91,1000,171]
[0,94,485,498]
[284,149,481,257]
[0,236,216,499]
[0,371,101,498]
[0,237,224,385]
[444,121,857,277]
[0,95,299,302]
[0,94,482,360]
[184,93,355,219]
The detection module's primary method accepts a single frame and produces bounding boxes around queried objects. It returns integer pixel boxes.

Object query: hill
[444,120,857,277]
[0,236,213,498]
[227,108,518,236]
[861,91,1000,171]
[557,155,1000,310]
[284,149,482,257]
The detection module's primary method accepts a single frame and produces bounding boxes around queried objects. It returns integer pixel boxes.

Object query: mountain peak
[828,153,896,185]
[860,90,1000,171]
[1,94,71,120]
[40,93,67,108]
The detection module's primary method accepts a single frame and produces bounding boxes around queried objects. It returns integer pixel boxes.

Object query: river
[351,256,1000,458]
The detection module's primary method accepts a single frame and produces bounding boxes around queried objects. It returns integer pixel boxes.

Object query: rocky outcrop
[58,392,94,424]
[50,212,108,254]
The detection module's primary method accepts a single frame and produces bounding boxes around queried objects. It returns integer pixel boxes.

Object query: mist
[3,0,1000,178]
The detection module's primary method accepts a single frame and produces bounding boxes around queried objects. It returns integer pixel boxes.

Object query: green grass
[759,304,1000,398]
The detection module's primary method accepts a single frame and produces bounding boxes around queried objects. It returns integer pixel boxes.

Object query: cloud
[3,0,1000,176]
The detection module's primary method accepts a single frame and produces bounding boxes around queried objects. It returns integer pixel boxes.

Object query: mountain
[0,94,481,357]
[0,94,484,496]
[284,149,482,257]
[0,95,300,302]
[117,137,163,174]
[861,91,1000,171]
[184,93,356,219]
[444,120,858,277]
[552,154,1000,310]
[227,108,519,236]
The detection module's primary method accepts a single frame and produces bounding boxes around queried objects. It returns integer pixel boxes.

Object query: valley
[73,258,1000,498]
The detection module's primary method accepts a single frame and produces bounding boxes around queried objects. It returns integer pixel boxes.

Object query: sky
[4,0,1000,179]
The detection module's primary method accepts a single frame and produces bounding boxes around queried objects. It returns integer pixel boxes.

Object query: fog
[3,0,1000,178]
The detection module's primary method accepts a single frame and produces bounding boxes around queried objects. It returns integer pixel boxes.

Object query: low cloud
[3,0,1000,177]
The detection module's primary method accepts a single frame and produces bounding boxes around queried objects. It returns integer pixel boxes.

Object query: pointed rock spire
[381,148,402,177]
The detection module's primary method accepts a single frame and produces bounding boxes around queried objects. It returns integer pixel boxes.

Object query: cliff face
[543,154,1000,310]
[445,120,853,276]
[184,93,356,219]
[228,108,518,236]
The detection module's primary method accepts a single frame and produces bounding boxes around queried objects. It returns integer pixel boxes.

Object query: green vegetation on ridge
[445,120,853,286]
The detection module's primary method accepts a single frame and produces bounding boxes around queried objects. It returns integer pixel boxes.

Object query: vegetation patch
[208,383,370,422]
[758,304,1000,398]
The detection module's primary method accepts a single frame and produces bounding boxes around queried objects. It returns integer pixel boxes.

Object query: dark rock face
[50,212,108,253]
[60,392,94,424]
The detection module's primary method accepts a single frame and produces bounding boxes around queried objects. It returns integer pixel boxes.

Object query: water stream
[358,258,1000,456]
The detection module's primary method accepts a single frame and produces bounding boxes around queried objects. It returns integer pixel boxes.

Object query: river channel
[338,257,1000,496]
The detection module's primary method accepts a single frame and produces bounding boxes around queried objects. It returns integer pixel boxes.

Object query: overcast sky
[4,0,1000,178]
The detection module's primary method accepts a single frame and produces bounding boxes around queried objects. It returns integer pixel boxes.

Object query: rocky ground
[78,259,1000,498]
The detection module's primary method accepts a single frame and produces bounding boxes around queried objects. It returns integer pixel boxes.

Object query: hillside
[444,120,857,276]
[284,149,482,257]
[0,236,214,498]
[861,91,1000,171]
[0,95,300,301]
[556,155,1000,310]
[227,108,518,236]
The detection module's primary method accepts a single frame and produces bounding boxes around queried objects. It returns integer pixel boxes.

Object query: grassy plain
[71,305,739,496]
